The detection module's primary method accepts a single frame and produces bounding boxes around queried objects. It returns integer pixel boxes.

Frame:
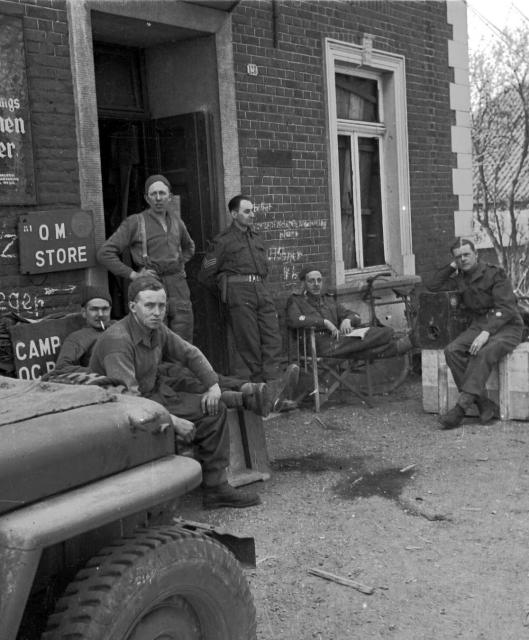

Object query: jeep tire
[42,526,256,640]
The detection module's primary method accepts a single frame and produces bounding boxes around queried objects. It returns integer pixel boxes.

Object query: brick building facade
[0,0,472,374]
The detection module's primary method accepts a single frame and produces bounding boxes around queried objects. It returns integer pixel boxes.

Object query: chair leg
[309,328,320,412]
[324,365,372,408]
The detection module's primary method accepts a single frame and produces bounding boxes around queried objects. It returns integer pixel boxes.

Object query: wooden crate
[498,342,529,420]
[422,349,499,416]
[227,408,271,487]
[422,343,529,421]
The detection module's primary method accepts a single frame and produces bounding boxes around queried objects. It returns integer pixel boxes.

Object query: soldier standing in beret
[199,195,298,411]
[97,174,195,342]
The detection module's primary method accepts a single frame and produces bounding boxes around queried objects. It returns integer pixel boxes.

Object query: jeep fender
[0,455,201,640]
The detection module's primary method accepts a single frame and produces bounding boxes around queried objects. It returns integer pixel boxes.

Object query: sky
[466,0,529,53]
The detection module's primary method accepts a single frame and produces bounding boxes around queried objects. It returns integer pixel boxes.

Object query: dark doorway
[94,42,227,372]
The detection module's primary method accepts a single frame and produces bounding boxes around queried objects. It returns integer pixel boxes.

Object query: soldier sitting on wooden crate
[427,237,524,429]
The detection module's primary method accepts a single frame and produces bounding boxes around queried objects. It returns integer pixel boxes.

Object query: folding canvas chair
[290,326,377,412]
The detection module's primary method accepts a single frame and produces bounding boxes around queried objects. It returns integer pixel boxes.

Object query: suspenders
[138,205,181,270]
[138,214,150,267]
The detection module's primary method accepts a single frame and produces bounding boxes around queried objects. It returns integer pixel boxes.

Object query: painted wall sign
[0,13,36,204]
[9,314,84,380]
[18,209,97,274]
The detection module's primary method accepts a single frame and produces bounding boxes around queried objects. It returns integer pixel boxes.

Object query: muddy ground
[182,374,529,640]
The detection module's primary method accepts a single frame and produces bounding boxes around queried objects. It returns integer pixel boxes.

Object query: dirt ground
[181,373,529,640]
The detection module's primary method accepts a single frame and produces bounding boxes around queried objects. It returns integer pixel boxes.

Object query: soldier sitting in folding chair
[286,266,413,406]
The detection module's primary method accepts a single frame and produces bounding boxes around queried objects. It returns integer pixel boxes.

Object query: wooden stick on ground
[308,568,374,595]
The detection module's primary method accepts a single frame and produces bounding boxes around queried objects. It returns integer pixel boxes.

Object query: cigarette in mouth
[100,320,105,330]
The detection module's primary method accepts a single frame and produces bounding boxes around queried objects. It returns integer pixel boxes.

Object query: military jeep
[0,375,256,640]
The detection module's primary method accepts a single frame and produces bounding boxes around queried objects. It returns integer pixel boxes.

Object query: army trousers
[227,281,283,382]
[444,322,523,397]
[149,388,229,488]
[161,273,194,343]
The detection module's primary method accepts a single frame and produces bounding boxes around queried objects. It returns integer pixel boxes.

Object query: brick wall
[0,0,82,319]
[231,0,458,295]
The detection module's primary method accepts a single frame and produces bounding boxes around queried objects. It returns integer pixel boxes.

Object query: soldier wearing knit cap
[53,284,113,373]
[97,173,195,341]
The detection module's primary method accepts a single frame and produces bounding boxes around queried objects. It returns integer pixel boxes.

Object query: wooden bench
[422,342,529,421]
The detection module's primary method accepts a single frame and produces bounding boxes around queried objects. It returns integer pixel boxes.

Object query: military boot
[476,396,499,424]
[438,404,465,430]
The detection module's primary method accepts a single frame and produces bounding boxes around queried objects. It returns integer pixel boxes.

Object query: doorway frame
[66,0,241,285]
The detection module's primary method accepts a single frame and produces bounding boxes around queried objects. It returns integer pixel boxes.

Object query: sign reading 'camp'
[18,209,97,274]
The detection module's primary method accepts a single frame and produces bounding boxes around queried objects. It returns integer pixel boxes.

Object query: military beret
[128,276,165,303]
[144,174,171,194]
[298,265,323,281]
[80,285,112,307]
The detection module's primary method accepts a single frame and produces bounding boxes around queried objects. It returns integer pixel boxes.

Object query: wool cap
[127,276,165,303]
[80,285,112,307]
[144,174,171,194]
[298,265,323,281]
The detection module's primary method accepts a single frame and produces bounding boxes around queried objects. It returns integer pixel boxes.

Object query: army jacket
[97,207,195,280]
[199,223,268,285]
[286,291,361,331]
[427,262,522,334]
[89,313,218,397]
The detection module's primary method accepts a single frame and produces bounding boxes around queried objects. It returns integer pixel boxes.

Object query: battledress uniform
[55,326,103,372]
[89,313,229,488]
[428,261,523,397]
[286,291,395,357]
[199,223,283,382]
[97,207,195,341]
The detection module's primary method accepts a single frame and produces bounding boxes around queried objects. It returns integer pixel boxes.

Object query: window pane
[335,73,378,122]
[359,137,385,266]
[338,135,356,269]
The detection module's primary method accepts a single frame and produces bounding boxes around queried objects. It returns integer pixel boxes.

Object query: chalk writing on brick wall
[268,247,304,263]
[254,219,327,231]
[0,14,36,204]
[0,289,45,315]
[282,264,299,281]
[18,210,96,274]
[0,232,16,259]
[253,203,273,214]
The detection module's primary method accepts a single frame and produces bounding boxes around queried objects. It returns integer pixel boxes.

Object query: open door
[145,112,228,373]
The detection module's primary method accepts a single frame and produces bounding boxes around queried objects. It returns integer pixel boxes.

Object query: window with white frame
[325,39,414,283]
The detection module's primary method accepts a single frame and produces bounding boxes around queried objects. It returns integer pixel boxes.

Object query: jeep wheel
[42,526,256,640]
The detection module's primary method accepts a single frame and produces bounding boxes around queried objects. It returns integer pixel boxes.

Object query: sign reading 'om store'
[0,12,36,204]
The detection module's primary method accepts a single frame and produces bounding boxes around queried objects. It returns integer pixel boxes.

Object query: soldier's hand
[324,319,340,340]
[131,268,158,280]
[469,330,490,355]
[201,383,222,415]
[170,414,195,443]
[340,319,353,335]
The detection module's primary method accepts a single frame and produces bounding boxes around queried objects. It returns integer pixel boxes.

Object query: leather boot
[202,482,261,509]
[438,404,465,429]
[268,364,300,412]
[476,396,499,424]
[240,382,272,417]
